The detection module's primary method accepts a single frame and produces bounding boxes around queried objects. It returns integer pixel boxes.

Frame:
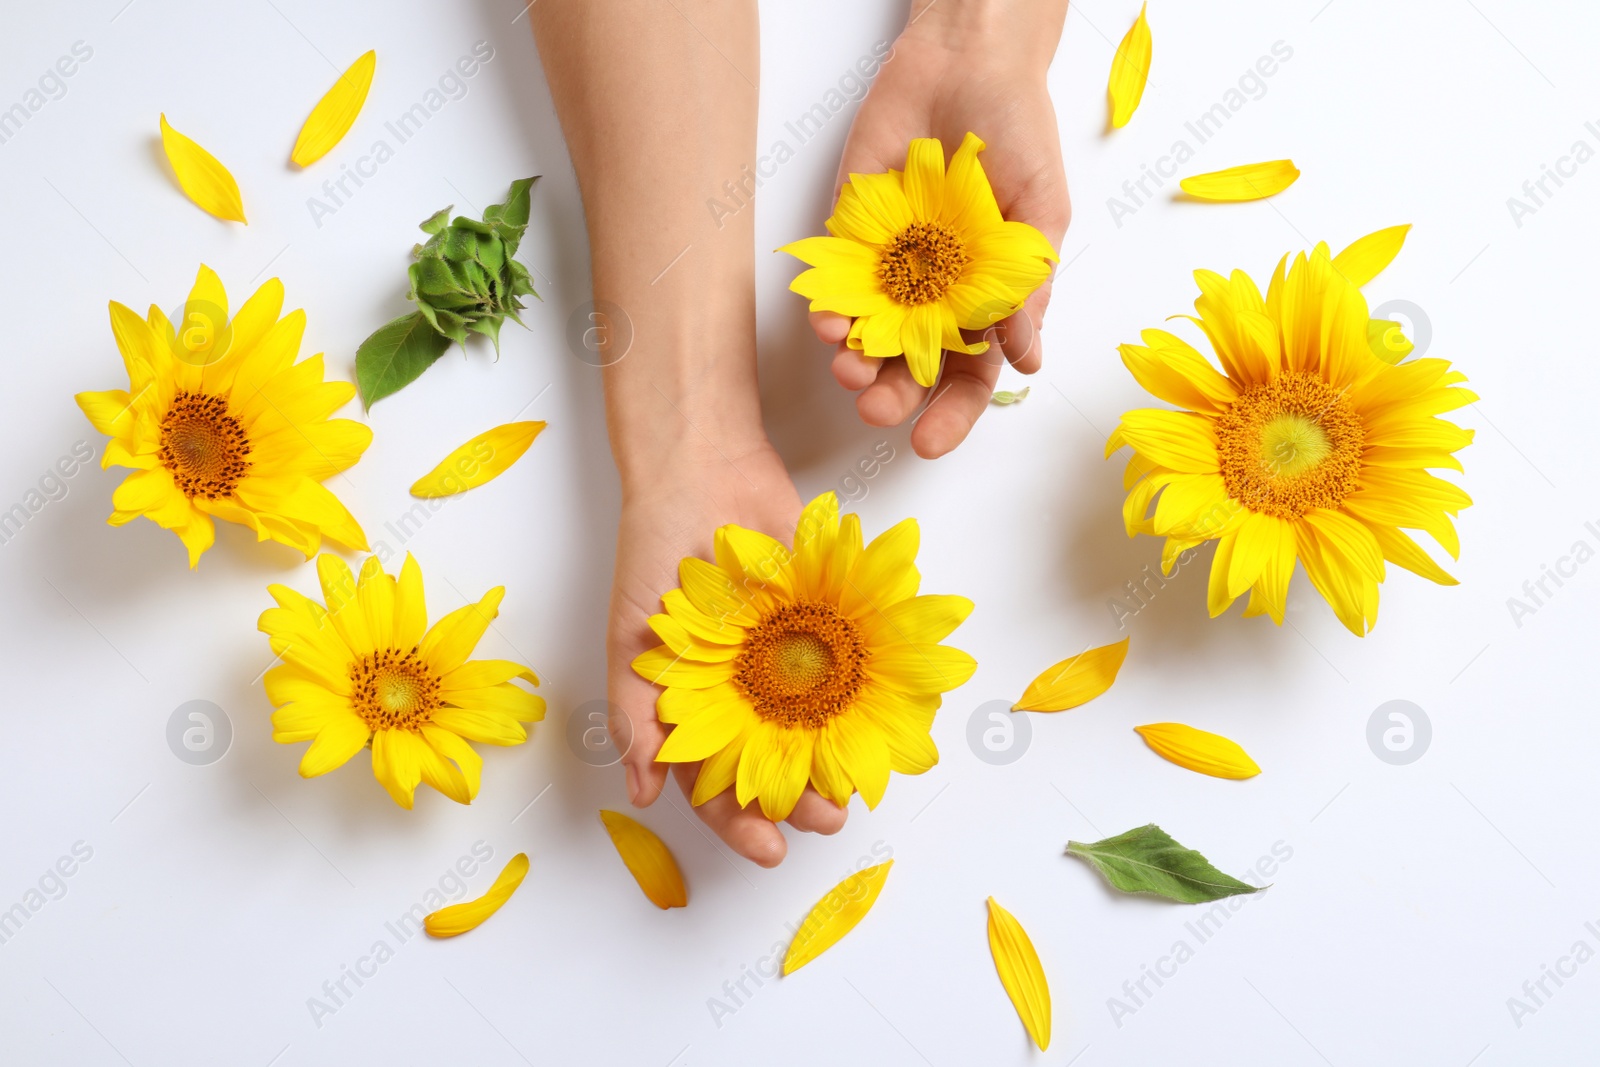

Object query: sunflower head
[1106,227,1475,635]
[259,553,545,809]
[633,493,976,820]
[74,265,371,567]
[781,132,1058,387]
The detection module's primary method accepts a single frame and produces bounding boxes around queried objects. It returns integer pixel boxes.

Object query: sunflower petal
[1179,160,1300,201]
[1013,637,1129,712]
[424,853,529,938]
[410,421,545,497]
[1332,224,1411,288]
[782,860,894,975]
[159,114,246,223]
[1134,722,1261,779]
[599,810,687,909]
[1107,3,1152,129]
[291,50,377,167]
[987,897,1051,1051]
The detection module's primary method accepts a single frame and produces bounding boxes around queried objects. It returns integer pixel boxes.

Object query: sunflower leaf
[1066,824,1261,903]
[355,311,452,408]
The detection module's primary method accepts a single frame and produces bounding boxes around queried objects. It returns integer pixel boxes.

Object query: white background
[1,0,1596,1064]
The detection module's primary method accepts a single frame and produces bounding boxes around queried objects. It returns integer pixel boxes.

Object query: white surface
[1,0,1596,1064]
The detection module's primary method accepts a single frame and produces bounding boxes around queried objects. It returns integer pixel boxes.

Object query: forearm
[903,0,1069,70]
[531,0,763,484]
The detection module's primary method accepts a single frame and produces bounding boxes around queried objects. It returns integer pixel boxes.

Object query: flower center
[879,222,968,305]
[1215,372,1364,520]
[734,601,867,728]
[158,391,251,499]
[350,648,442,730]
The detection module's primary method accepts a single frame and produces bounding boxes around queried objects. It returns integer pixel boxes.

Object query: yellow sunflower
[74,265,369,567]
[632,493,975,820]
[1106,228,1474,636]
[780,132,1059,387]
[259,553,544,808]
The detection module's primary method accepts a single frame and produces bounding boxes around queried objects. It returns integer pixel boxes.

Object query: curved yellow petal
[1134,722,1261,779]
[410,421,546,498]
[782,860,894,975]
[599,810,687,909]
[291,50,377,167]
[987,897,1051,1051]
[1107,3,1152,129]
[1013,637,1129,712]
[424,853,528,937]
[159,114,246,223]
[1179,160,1300,201]
[1333,224,1411,288]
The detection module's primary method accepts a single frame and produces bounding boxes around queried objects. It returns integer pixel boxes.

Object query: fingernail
[624,762,641,804]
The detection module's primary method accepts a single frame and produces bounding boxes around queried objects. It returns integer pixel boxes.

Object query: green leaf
[355,312,452,408]
[1066,824,1261,903]
[467,313,504,353]
[991,387,1031,406]
[418,206,452,235]
[486,176,538,252]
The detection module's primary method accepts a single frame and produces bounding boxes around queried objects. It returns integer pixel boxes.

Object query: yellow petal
[1179,160,1300,202]
[599,810,687,909]
[1107,3,1152,129]
[1332,224,1411,288]
[410,421,545,498]
[424,853,529,937]
[782,860,894,975]
[1013,637,1130,712]
[291,50,377,167]
[159,114,246,223]
[986,897,1051,1051]
[1134,722,1261,779]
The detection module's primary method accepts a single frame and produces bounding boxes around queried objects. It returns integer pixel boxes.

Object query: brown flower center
[879,222,968,305]
[158,391,251,499]
[350,648,441,730]
[734,602,867,728]
[1215,372,1364,520]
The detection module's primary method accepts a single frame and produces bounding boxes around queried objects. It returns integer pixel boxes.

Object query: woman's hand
[811,0,1071,459]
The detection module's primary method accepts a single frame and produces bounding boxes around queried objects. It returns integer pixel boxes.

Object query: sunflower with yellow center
[632,493,976,820]
[259,553,544,808]
[74,266,369,567]
[1106,227,1474,635]
[780,132,1058,388]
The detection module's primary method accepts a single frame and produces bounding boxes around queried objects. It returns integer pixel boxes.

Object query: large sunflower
[780,132,1058,387]
[74,265,369,566]
[259,553,544,808]
[1106,228,1474,635]
[632,493,976,820]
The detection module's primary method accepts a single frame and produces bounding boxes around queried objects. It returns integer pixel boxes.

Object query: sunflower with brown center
[1106,226,1475,635]
[75,265,370,566]
[633,493,976,820]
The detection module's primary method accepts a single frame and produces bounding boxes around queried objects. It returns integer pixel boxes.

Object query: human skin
[531,0,1070,866]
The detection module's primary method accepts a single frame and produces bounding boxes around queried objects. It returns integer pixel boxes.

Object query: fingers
[671,764,787,868]
[856,358,929,427]
[785,787,848,835]
[810,310,851,345]
[832,343,881,391]
[911,352,1005,460]
[999,279,1053,374]
[611,666,669,807]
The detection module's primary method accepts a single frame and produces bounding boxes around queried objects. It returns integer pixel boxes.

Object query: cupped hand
[607,439,848,867]
[812,23,1070,459]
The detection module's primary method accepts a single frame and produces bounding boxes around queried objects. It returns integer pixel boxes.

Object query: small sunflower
[259,553,544,808]
[632,493,976,820]
[75,265,370,567]
[1106,228,1474,635]
[780,132,1058,387]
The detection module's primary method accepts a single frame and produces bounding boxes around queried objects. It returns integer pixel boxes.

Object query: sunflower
[74,265,370,567]
[632,493,975,820]
[1105,228,1474,635]
[780,132,1058,387]
[259,553,544,808]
